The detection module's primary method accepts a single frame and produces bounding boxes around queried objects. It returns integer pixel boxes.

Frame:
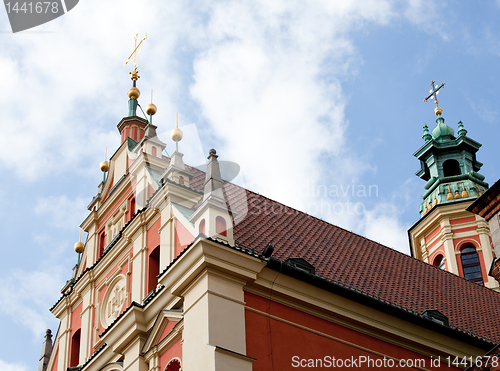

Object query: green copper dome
[431,116,454,141]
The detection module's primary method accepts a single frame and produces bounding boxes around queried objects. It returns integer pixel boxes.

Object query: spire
[171,113,183,152]
[74,228,84,264]
[424,80,445,117]
[422,124,432,142]
[203,149,225,204]
[189,149,234,244]
[99,147,109,184]
[38,329,53,371]
[117,34,150,143]
[124,33,147,117]
[414,81,488,218]
[146,89,157,123]
[423,80,455,142]
[458,120,467,136]
[160,113,191,186]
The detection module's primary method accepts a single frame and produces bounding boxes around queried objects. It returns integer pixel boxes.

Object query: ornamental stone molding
[101,274,127,328]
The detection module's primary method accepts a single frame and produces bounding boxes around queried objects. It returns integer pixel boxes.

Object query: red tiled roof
[185,163,500,343]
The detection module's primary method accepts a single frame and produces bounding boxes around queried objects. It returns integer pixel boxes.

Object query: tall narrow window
[460,245,483,285]
[70,329,81,367]
[152,146,157,156]
[148,246,160,293]
[98,231,106,258]
[216,216,227,237]
[128,196,136,221]
[199,219,206,234]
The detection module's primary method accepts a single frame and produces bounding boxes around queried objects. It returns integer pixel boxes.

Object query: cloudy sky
[1,1,499,370]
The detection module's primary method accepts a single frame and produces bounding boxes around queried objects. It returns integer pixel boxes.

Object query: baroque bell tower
[408,81,497,289]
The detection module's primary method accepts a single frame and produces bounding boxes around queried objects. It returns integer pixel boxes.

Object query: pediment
[141,309,183,354]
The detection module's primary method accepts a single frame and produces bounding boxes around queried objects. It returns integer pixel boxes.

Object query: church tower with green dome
[415,114,488,216]
[409,81,498,290]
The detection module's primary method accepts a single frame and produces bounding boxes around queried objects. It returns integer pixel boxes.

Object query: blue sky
[0,1,499,370]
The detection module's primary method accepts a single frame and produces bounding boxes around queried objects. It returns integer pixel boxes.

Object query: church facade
[41,69,500,371]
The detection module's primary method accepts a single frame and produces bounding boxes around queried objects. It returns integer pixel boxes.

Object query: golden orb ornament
[100,160,109,172]
[434,106,443,116]
[171,127,183,142]
[128,87,140,100]
[146,103,157,115]
[74,241,84,254]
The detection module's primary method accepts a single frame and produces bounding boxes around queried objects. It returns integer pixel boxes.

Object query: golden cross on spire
[424,80,446,116]
[125,33,147,81]
[424,80,445,104]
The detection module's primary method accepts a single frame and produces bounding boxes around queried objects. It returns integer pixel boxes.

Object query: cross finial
[424,80,445,104]
[424,80,445,116]
[125,33,148,81]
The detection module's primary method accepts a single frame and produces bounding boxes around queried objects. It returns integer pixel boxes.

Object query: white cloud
[0,268,64,338]
[0,231,70,342]
[403,0,449,40]
[362,207,411,253]
[190,0,393,214]
[34,195,89,229]
[463,91,498,124]
[0,360,28,371]
[3,0,408,256]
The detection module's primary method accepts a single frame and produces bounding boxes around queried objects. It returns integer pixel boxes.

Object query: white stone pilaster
[57,308,71,370]
[131,229,146,303]
[159,205,174,270]
[122,336,148,371]
[477,220,496,288]
[181,269,252,371]
[79,283,94,363]
[441,219,459,275]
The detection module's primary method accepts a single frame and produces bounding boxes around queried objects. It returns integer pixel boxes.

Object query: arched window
[216,216,227,237]
[199,219,206,234]
[179,176,184,185]
[165,359,181,371]
[443,159,461,177]
[460,245,483,285]
[152,146,157,156]
[433,255,446,270]
[70,329,81,367]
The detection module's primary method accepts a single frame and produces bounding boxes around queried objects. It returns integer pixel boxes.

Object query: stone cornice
[158,237,266,298]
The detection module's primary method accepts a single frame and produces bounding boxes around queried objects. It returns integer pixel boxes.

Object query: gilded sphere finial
[128,87,140,100]
[171,127,183,142]
[434,106,443,116]
[171,112,183,142]
[74,241,84,254]
[100,160,109,172]
[146,103,157,115]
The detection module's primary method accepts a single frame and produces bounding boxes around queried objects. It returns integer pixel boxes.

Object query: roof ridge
[240,186,413,256]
